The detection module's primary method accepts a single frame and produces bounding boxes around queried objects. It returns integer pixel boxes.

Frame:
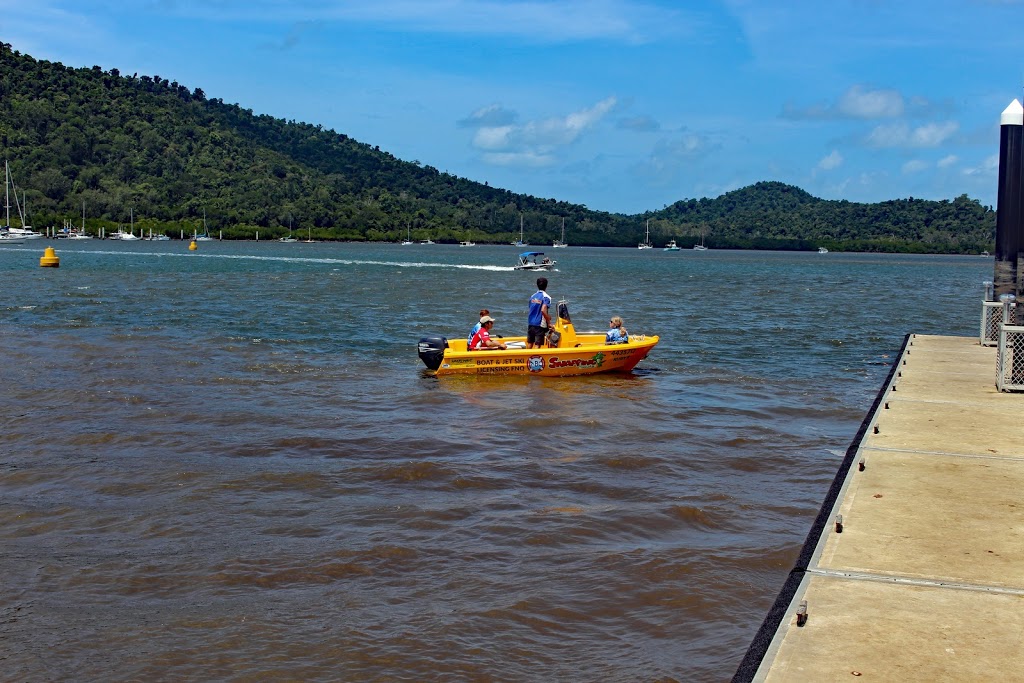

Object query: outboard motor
[417,336,449,370]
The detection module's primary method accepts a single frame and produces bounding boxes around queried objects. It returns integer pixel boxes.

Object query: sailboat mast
[4,161,9,229]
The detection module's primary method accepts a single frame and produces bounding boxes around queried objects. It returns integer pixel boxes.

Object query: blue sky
[2,0,1021,214]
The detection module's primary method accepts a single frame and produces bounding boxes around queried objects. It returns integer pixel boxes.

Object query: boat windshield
[557,300,571,323]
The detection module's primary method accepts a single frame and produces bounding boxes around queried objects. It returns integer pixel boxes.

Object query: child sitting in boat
[606,316,629,344]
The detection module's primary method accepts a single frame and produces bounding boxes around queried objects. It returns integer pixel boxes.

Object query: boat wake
[0,248,511,271]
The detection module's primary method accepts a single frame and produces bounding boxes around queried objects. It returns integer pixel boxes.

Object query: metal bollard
[1000,293,1016,325]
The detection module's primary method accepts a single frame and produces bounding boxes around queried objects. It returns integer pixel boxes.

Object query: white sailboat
[401,224,413,245]
[279,217,297,242]
[693,229,708,251]
[0,170,25,242]
[511,214,528,246]
[109,208,140,240]
[638,220,653,249]
[552,218,567,248]
[3,161,42,239]
[65,203,93,239]
[194,210,214,241]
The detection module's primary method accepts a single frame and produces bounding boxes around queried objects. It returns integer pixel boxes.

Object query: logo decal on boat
[528,356,544,373]
[548,352,605,369]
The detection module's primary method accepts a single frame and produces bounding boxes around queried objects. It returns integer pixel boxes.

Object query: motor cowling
[417,336,449,370]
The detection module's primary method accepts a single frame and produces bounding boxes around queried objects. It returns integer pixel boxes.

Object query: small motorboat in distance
[664,240,680,251]
[514,251,556,271]
[417,300,659,377]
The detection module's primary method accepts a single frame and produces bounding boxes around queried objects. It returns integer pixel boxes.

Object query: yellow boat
[417,301,659,377]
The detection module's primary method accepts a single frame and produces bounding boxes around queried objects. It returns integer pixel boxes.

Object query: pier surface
[736,334,1024,681]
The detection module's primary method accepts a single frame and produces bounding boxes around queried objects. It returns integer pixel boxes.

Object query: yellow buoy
[39,246,60,268]
[189,240,198,251]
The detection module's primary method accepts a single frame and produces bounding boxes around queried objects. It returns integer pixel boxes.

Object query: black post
[995,99,1023,298]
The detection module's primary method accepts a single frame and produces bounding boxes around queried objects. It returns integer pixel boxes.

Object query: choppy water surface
[0,241,990,681]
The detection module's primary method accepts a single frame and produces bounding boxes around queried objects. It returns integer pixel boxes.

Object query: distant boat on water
[3,161,42,240]
[553,218,568,248]
[109,208,140,240]
[818,246,829,254]
[63,203,93,239]
[194,210,214,241]
[664,240,680,251]
[638,220,653,249]
[693,229,708,251]
[109,226,139,240]
[279,218,297,242]
[512,214,528,246]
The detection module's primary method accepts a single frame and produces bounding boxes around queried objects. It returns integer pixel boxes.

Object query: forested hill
[0,43,995,252]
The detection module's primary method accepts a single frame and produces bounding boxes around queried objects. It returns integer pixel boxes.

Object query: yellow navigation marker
[189,240,198,251]
[39,246,60,268]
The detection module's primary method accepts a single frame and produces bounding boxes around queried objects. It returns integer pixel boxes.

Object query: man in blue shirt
[527,277,552,349]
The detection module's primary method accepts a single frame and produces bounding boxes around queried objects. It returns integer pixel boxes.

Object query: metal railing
[981,301,1004,346]
[995,295,1023,391]
[997,323,1024,391]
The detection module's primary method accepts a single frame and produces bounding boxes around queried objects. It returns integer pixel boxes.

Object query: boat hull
[430,334,659,377]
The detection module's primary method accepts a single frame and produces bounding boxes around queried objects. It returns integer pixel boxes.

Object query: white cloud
[470,97,617,167]
[910,121,959,146]
[817,150,843,171]
[618,116,660,132]
[156,0,694,44]
[482,150,556,167]
[836,85,904,119]
[473,126,515,150]
[937,154,958,169]
[963,154,998,177]
[784,85,909,120]
[509,96,616,147]
[641,131,714,178]
[901,159,928,174]
[459,104,517,128]
[865,121,959,148]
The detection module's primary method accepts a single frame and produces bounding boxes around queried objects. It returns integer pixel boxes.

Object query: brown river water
[0,241,991,681]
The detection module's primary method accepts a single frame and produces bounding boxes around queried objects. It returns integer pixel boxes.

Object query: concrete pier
[734,334,1024,681]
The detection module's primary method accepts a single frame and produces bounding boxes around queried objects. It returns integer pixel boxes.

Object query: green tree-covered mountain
[0,43,995,252]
